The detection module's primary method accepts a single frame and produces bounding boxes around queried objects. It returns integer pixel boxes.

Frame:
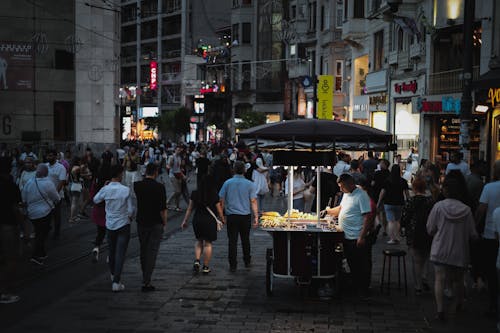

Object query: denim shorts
[384,204,403,221]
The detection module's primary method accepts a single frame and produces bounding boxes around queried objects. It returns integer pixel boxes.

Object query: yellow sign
[489,87,500,107]
[317,75,333,119]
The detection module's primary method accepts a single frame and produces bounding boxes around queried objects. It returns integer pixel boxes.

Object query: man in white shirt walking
[45,149,67,240]
[94,165,135,292]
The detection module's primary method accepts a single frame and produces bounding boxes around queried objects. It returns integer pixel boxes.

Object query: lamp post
[460,0,475,163]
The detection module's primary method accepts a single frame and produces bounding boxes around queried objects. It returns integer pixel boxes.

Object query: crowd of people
[0,141,499,329]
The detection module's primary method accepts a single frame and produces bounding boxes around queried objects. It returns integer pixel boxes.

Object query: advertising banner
[0,41,34,90]
[317,75,333,120]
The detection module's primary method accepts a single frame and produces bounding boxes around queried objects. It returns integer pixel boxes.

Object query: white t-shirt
[338,187,372,240]
[493,207,500,269]
[46,162,67,198]
[480,180,500,239]
[445,161,471,176]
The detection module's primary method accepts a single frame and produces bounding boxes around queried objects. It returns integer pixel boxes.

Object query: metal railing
[428,66,480,95]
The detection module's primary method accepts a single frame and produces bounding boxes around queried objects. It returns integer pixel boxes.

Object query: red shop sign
[394,80,417,94]
[150,61,157,90]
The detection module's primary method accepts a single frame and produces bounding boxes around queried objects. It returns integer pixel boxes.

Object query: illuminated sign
[394,80,417,94]
[150,61,157,90]
[317,75,333,120]
[488,87,500,107]
[417,96,460,114]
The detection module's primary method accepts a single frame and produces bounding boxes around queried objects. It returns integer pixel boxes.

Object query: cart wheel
[266,248,273,296]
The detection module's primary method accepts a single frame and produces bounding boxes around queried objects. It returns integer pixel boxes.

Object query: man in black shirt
[0,156,22,304]
[133,164,167,292]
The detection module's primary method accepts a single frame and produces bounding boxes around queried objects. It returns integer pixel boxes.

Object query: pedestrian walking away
[45,149,67,240]
[182,174,224,274]
[90,165,112,263]
[133,163,167,292]
[218,161,259,272]
[22,164,60,266]
[93,165,135,292]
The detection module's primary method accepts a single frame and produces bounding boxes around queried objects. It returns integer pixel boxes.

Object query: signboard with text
[0,41,34,90]
[150,61,157,90]
[317,75,333,120]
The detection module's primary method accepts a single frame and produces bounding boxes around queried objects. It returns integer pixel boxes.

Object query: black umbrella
[239,119,393,151]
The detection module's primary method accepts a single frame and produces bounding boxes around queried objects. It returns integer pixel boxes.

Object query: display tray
[260,225,342,233]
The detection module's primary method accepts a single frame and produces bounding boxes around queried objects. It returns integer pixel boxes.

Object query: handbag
[34,178,55,211]
[206,206,223,232]
[69,173,83,192]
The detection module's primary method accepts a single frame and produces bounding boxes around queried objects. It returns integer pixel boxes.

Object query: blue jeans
[293,198,305,212]
[107,224,131,283]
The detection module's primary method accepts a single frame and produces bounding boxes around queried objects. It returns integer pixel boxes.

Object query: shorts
[384,204,403,221]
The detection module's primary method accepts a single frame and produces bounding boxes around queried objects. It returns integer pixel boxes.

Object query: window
[53,102,74,141]
[291,5,297,20]
[389,23,396,51]
[373,30,384,71]
[397,28,405,51]
[242,0,251,5]
[232,23,239,43]
[353,0,364,18]
[242,62,251,90]
[322,57,329,74]
[320,5,325,31]
[55,50,74,70]
[344,0,348,20]
[308,2,316,31]
[335,60,343,92]
[319,56,324,74]
[242,23,251,44]
[336,1,343,28]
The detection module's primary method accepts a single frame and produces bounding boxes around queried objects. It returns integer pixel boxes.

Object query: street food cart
[240,119,393,296]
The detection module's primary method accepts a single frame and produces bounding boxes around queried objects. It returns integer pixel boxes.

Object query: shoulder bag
[206,206,223,232]
[69,173,83,192]
[34,178,55,211]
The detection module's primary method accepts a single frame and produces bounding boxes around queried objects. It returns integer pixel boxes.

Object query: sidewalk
[6,194,494,333]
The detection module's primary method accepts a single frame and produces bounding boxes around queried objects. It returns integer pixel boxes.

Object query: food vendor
[323,173,373,296]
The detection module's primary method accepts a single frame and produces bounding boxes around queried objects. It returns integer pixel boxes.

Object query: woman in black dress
[181,175,224,274]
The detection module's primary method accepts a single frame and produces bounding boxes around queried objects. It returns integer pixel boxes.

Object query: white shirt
[338,187,372,240]
[445,160,471,176]
[22,177,60,220]
[93,182,135,230]
[46,162,67,197]
[480,180,500,239]
[494,207,500,268]
[116,148,126,160]
[17,170,36,191]
[333,160,350,177]
[20,152,38,161]
[285,175,306,200]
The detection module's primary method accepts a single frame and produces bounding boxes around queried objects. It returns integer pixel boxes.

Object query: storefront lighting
[447,0,462,20]
[475,105,489,113]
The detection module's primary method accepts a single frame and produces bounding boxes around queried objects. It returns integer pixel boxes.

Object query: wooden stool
[380,249,407,295]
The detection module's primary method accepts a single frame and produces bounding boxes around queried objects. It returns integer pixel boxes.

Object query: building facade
[0,0,120,149]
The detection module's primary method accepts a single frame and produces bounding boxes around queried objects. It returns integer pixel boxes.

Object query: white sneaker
[0,294,20,304]
[92,247,99,263]
[112,282,125,292]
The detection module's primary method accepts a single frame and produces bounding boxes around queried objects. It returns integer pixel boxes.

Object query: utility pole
[157,0,162,122]
[136,1,141,129]
[460,0,475,163]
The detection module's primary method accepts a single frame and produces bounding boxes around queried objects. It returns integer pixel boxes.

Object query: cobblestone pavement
[6,194,494,333]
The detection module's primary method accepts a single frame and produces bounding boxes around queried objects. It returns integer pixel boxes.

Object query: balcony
[161,72,181,84]
[409,42,425,59]
[428,66,480,95]
[342,19,367,44]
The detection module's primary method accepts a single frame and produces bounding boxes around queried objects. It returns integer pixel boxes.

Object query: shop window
[373,30,384,71]
[242,23,251,44]
[55,50,73,70]
[53,102,75,141]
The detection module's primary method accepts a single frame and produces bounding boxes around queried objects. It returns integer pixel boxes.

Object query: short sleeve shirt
[218,175,257,215]
[480,180,500,239]
[338,187,372,240]
[46,162,67,197]
[382,177,408,205]
[494,207,500,268]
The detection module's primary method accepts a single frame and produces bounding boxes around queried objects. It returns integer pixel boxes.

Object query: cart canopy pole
[316,166,320,226]
[288,166,294,216]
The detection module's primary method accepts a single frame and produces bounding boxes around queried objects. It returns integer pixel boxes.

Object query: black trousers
[343,239,371,294]
[32,213,52,258]
[137,224,163,285]
[226,215,251,268]
[52,200,62,238]
[481,238,499,310]
[94,225,106,247]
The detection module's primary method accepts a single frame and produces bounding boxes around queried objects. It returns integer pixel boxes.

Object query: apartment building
[119,0,230,141]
